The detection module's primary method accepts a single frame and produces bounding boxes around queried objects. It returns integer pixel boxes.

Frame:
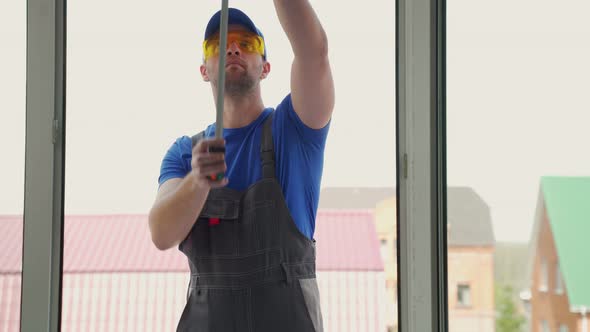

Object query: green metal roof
[542,176,590,308]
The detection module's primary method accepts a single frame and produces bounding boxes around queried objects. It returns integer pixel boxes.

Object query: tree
[496,284,526,332]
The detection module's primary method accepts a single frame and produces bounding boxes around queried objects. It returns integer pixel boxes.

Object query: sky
[1,0,589,243]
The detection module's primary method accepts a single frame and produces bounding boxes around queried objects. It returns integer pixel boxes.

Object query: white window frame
[22,0,448,331]
[559,324,569,332]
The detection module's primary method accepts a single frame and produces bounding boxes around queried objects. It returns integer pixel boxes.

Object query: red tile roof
[316,209,383,271]
[0,210,382,274]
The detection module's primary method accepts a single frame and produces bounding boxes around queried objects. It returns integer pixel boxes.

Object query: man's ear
[200,64,210,82]
[260,61,271,80]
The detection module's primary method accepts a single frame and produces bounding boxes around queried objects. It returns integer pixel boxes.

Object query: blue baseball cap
[204,8,267,60]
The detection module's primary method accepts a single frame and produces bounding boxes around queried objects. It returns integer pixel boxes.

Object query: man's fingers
[194,138,226,154]
[191,138,227,189]
[195,153,225,165]
[207,146,226,153]
[208,177,229,188]
[191,156,225,171]
[198,162,226,176]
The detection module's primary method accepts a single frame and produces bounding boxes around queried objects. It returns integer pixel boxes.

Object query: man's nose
[227,42,241,56]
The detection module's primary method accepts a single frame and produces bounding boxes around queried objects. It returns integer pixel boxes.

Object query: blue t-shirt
[158,94,330,240]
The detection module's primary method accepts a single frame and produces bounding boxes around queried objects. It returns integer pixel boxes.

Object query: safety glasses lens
[203,32,264,60]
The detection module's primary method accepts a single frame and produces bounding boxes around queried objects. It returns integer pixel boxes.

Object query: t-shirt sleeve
[274,94,331,147]
[158,136,192,187]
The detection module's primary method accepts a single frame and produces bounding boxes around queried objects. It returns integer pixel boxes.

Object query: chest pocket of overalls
[191,197,241,256]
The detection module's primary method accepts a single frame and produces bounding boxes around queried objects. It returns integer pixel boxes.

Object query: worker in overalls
[148,3,334,331]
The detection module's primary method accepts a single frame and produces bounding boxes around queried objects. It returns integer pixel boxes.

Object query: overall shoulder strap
[260,112,275,179]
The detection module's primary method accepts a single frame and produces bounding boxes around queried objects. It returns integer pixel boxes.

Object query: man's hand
[148,138,228,250]
[190,138,228,188]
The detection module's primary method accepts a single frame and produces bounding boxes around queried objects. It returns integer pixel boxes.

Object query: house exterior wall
[531,207,578,332]
[375,197,495,332]
[1,271,390,332]
[375,197,397,324]
[0,274,20,332]
[576,316,590,332]
[317,271,393,332]
[447,246,495,332]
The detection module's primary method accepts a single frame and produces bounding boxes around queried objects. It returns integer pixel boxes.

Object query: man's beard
[224,70,256,97]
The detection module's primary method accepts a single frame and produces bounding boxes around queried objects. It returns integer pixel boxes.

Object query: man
[148,2,334,331]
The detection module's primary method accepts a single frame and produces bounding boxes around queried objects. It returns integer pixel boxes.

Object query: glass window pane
[555,262,563,294]
[64,0,397,331]
[457,284,472,307]
[540,258,549,292]
[0,0,26,329]
[448,0,590,331]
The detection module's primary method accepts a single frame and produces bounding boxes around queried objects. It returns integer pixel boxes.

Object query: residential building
[526,177,590,332]
[320,187,496,332]
[446,187,495,332]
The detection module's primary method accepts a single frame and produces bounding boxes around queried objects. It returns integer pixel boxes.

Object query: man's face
[200,25,270,97]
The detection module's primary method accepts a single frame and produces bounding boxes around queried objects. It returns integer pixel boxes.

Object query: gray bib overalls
[176,113,324,332]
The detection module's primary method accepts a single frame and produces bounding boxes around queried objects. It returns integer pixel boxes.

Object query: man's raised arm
[273,0,335,130]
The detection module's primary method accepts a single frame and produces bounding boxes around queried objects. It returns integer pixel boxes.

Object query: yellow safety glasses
[203,31,265,61]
